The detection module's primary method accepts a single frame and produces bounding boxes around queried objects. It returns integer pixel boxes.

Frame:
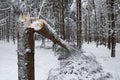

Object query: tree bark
[107,0,112,49]
[36,23,70,51]
[88,11,91,44]
[111,0,116,57]
[60,0,65,40]
[76,0,82,49]
[17,27,35,80]
[84,15,88,42]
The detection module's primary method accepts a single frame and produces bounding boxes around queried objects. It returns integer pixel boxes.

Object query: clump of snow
[25,48,31,53]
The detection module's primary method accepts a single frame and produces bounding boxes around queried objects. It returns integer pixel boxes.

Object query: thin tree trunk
[107,0,112,49]
[76,0,82,48]
[6,10,10,42]
[108,13,111,49]
[3,11,6,40]
[87,10,91,44]
[111,0,116,57]
[96,17,100,47]
[84,15,88,42]
[12,13,16,44]
[92,0,99,45]
[60,0,65,40]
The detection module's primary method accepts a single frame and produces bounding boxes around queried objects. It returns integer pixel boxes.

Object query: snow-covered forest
[0,0,120,80]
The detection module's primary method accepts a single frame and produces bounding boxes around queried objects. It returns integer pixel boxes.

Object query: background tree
[0,0,120,57]
[76,0,82,49]
[111,0,116,57]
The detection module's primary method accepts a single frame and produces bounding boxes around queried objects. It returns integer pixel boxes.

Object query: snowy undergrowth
[82,42,120,80]
[48,47,114,80]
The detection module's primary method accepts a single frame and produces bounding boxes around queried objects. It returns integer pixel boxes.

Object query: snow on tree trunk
[36,21,75,52]
[17,27,35,80]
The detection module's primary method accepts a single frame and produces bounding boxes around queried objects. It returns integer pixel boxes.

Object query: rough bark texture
[106,0,112,49]
[17,27,35,80]
[76,0,82,49]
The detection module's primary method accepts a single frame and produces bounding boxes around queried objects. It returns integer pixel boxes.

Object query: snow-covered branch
[39,0,46,15]
[0,6,11,11]
[0,16,9,23]
[39,14,55,27]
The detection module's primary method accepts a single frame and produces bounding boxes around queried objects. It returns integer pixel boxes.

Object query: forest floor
[82,42,120,79]
[0,40,120,80]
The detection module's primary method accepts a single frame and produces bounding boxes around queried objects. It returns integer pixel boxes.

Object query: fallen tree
[35,21,71,51]
[19,13,77,53]
[47,49,114,80]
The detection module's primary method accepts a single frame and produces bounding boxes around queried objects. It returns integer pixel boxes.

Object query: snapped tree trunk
[17,27,35,80]
[36,22,70,51]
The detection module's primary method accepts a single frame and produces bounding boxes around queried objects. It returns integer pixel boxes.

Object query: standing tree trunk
[88,11,91,44]
[12,13,16,44]
[17,27,35,80]
[92,0,99,45]
[6,10,10,42]
[0,23,2,40]
[111,0,116,57]
[76,0,82,49]
[84,15,88,42]
[3,11,6,40]
[107,0,112,49]
[60,0,65,40]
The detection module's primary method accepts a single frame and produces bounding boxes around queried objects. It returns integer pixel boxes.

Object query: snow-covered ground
[35,41,59,80]
[0,41,18,80]
[82,42,120,79]
[0,41,59,80]
[0,41,120,80]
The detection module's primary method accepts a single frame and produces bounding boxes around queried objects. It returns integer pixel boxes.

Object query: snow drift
[47,49,114,80]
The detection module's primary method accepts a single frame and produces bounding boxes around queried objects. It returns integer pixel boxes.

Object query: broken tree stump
[17,27,35,80]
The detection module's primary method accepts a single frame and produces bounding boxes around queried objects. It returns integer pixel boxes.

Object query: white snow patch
[35,41,59,80]
[0,41,18,80]
[70,1,76,13]
[0,41,59,80]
